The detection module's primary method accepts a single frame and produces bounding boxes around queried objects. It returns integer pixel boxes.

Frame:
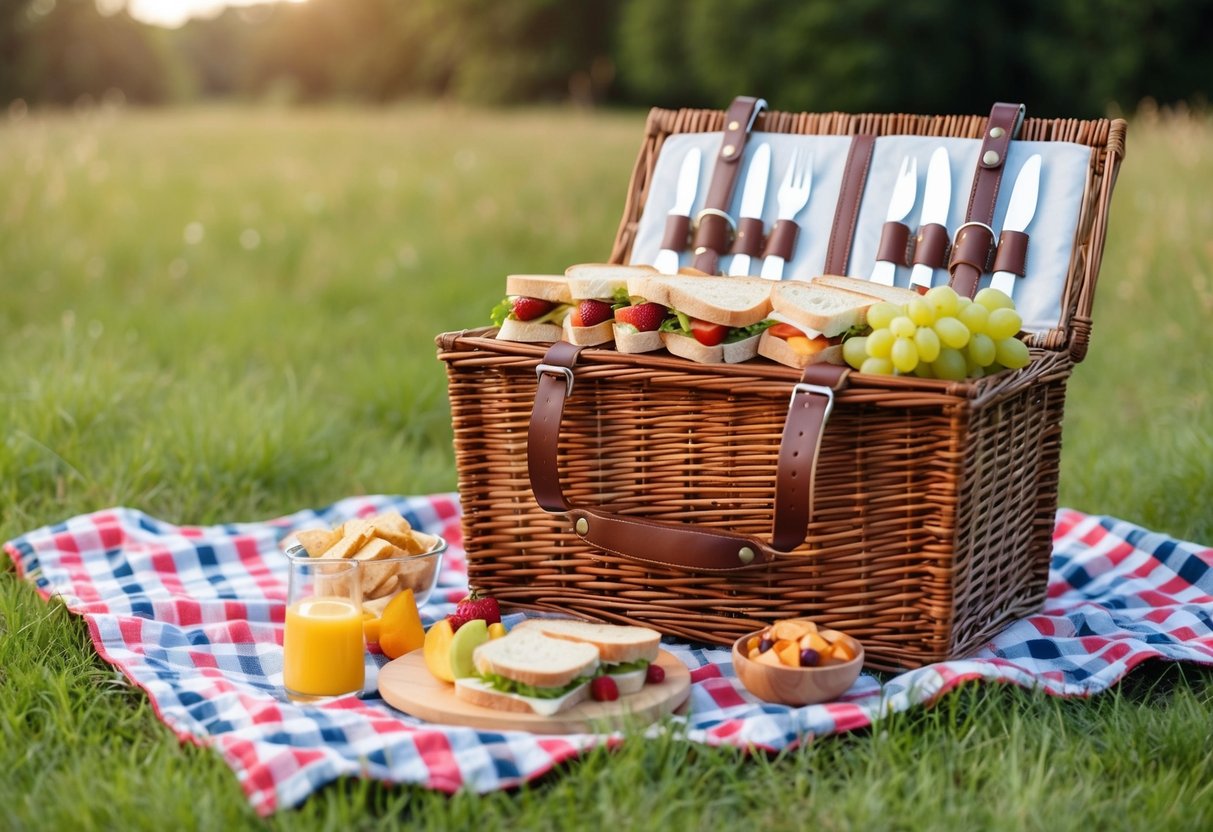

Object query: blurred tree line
[3,0,1211,116]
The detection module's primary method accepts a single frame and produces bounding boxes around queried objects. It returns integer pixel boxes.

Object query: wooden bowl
[731,628,864,706]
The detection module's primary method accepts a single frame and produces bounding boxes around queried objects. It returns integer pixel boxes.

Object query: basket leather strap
[528,341,585,512]
[771,363,850,551]
[948,102,1025,297]
[823,134,876,276]
[690,96,766,274]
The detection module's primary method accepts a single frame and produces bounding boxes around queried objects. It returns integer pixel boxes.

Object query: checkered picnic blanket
[5,495,1212,815]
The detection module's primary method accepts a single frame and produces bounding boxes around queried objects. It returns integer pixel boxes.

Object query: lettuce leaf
[478,672,590,699]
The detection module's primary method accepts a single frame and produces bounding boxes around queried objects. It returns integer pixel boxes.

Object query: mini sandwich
[758,275,920,368]
[560,263,655,347]
[514,619,660,694]
[610,271,674,354]
[492,274,575,342]
[631,274,774,364]
[454,628,600,716]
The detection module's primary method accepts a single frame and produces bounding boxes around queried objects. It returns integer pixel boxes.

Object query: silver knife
[908,147,951,293]
[727,142,770,276]
[991,154,1042,298]
[869,154,917,286]
[652,148,702,274]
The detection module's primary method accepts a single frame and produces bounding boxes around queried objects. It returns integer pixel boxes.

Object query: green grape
[925,285,960,318]
[860,357,895,375]
[912,362,936,379]
[934,316,971,349]
[974,287,1015,312]
[957,302,989,335]
[891,337,919,373]
[865,327,895,358]
[956,296,972,312]
[914,326,941,362]
[889,315,917,339]
[866,302,902,330]
[932,348,967,380]
[986,307,1023,340]
[842,336,868,370]
[966,332,996,367]
[907,298,936,327]
[967,363,986,379]
[995,336,1031,369]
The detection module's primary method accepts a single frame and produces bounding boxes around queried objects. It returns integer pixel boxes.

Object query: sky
[126,0,307,28]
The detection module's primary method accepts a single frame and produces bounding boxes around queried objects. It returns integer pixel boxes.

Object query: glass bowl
[284,532,446,612]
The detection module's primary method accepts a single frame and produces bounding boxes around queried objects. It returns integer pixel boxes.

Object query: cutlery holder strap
[691,96,766,273]
[526,343,848,571]
[993,230,1030,276]
[824,134,876,275]
[950,101,1025,297]
[660,213,692,253]
[731,216,765,257]
[876,221,912,266]
[948,222,996,287]
[911,223,950,269]
[762,219,800,262]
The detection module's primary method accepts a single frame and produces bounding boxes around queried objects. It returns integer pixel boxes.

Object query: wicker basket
[436,105,1126,671]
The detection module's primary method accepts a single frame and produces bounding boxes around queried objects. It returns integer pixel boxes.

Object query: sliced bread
[513,619,660,664]
[471,628,600,688]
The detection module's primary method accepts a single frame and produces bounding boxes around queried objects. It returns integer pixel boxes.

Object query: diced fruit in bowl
[733,618,863,706]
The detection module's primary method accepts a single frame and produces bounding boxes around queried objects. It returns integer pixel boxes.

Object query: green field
[2,105,1211,830]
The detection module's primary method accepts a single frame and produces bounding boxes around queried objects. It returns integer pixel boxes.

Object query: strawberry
[590,675,620,702]
[570,299,613,328]
[644,663,665,685]
[614,302,667,332]
[448,590,501,631]
[689,318,728,347]
[512,296,554,322]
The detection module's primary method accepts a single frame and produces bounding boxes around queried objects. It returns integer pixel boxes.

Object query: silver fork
[760,149,813,280]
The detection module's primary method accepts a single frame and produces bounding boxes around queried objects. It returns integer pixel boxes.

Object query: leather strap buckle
[789,382,835,420]
[691,207,737,254]
[535,362,574,397]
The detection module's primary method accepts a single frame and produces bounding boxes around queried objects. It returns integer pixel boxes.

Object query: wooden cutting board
[378,649,691,734]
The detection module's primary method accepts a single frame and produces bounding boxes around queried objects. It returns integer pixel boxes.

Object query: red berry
[512,296,554,322]
[689,318,728,347]
[644,663,665,685]
[590,675,619,702]
[571,299,612,328]
[451,591,501,631]
[614,302,668,332]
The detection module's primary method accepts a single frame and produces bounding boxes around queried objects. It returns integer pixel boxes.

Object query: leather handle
[823,134,876,276]
[526,344,849,571]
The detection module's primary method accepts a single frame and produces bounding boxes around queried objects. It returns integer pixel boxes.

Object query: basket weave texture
[437,106,1126,671]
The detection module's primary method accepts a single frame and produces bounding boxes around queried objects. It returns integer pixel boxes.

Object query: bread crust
[513,619,660,663]
[811,274,920,306]
[504,274,574,303]
[472,631,599,687]
[496,317,563,343]
[612,326,664,354]
[562,317,615,346]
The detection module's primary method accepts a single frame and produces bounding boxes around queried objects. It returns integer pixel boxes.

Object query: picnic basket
[436,102,1126,671]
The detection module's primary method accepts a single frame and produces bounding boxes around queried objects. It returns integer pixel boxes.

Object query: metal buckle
[789,382,835,421]
[691,207,738,252]
[536,363,574,397]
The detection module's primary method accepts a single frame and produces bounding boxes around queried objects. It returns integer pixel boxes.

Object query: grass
[2,103,1211,830]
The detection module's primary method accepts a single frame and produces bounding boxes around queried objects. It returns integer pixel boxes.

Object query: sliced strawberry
[570,299,613,329]
[590,675,620,702]
[768,322,806,340]
[614,302,667,332]
[512,296,554,322]
[689,318,728,347]
[644,663,665,684]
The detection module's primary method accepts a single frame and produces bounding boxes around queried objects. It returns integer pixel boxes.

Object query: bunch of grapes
[843,286,1030,379]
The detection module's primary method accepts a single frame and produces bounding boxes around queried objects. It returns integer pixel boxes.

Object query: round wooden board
[378,649,691,734]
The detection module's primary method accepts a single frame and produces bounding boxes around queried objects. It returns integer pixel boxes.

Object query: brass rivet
[727,120,740,131]
[982,150,1000,166]
[738,546,755,565]
[989,126,1005,139]
[722,143,736,158]
[575,517,588,535]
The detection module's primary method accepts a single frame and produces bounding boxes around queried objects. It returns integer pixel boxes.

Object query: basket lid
[608,106,1126,361]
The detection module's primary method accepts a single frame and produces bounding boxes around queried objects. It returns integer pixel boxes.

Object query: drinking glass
[283,557,364,701]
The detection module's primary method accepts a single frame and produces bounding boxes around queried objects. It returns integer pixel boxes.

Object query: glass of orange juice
[283,557,365,701]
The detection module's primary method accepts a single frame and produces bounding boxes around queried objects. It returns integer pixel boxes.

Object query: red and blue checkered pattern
[5,497,1211,815]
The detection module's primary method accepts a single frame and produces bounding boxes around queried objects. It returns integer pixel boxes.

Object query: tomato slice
[689,318,728,347]
[768,322,806,340]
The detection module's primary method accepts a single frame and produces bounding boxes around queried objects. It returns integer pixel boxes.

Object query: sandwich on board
[514,619,660,694]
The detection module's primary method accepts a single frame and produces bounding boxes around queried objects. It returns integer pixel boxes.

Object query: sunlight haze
[126,0,307,28]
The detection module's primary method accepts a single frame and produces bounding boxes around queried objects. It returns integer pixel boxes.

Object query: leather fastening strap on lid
[690,96,766,274]
[823,134,876,276]
[949,102,1025,297]
[528,340,585,512]
[771,363,850,552]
